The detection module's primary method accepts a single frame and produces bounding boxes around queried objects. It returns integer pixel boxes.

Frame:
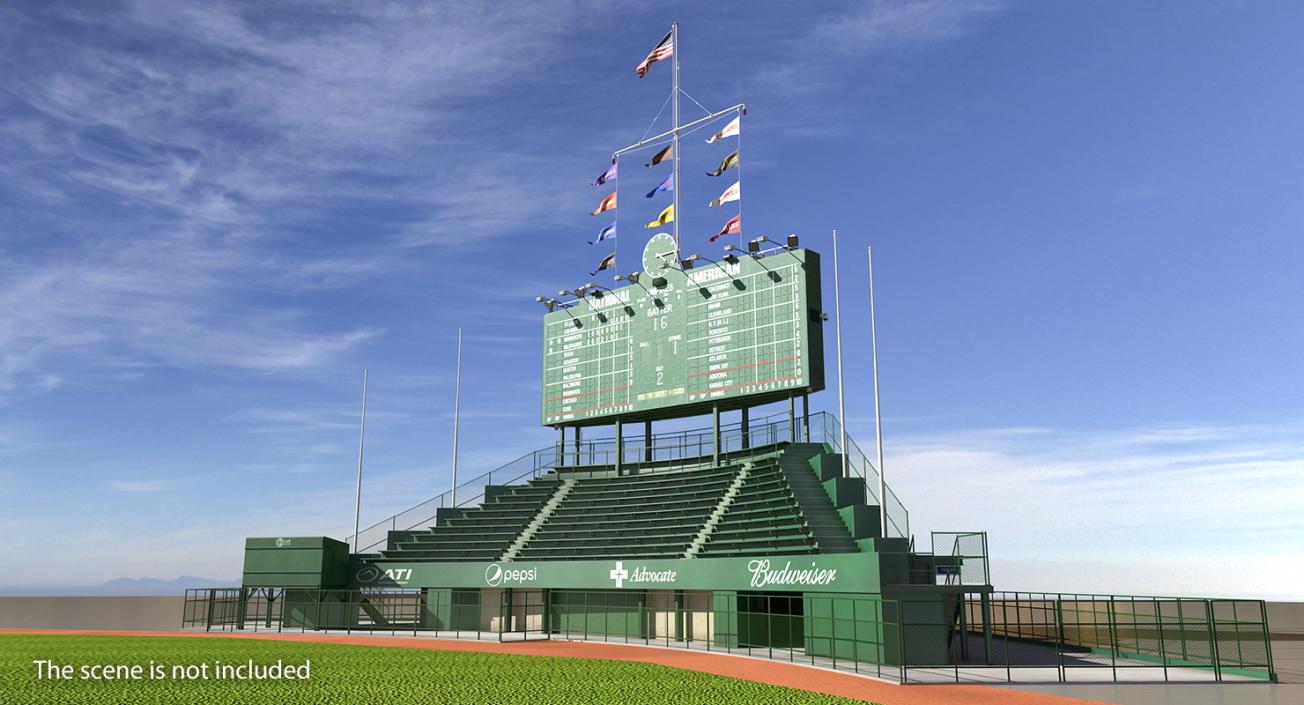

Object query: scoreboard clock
[541,235,825,426]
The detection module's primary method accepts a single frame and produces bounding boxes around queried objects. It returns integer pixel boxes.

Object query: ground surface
[0,630,1101,705]
[0,633,868,705]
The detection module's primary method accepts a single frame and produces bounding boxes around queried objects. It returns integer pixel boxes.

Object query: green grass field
[0,635,872,704]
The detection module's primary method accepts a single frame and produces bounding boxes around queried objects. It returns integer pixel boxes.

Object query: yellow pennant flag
[644,203,674,228]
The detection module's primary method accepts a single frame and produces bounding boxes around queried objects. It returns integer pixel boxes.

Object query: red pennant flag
[710,214,741,243]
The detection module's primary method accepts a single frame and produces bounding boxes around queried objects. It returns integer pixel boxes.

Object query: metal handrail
[349,409,912,552]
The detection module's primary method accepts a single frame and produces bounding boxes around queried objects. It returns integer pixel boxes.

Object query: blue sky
[1,1,1301,598]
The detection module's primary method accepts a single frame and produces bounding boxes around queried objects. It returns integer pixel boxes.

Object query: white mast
[868,246,887,537]
[832,229,848,478]
[450,328,463,506]
[351,369,368,551]
[671,21,681,255]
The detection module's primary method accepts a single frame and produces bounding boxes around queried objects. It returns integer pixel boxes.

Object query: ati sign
[355,566,412,585]
[609,561,678,589]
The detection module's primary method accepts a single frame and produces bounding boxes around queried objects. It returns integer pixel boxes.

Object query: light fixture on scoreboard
[584,281,635,316]
[748,235,802,264]
[562,285,609,322]
[533,295,557,312]
[682,253,740,282]
[615,271,661,306]
[720,244,742,263]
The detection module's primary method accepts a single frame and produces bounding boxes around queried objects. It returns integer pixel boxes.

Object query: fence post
[1260,600,1277,682]
[1055,597,1066,683]
[205,588,215,633]
[1107,598,1118,682]
[1155,598,1168,682]
[1204,600,1221,682]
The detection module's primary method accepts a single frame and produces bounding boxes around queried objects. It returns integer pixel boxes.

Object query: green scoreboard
[542,234,825,426]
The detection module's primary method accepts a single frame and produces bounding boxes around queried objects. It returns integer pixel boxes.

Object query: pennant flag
[708,181,740,207]
[707,149,739,176]
[591,191,617,215]
[590,252,617,275]
[592,161,617,186]
[644,203,674,228]
[645,173,673,198]
[709,214,741,243]
[705,115,740,144]
[636,31,674,78]
[645,144,672,167]
[589,223,616,245]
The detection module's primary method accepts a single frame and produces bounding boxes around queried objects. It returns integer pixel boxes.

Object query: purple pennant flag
[592,162,617,186]
[645,173,673,198]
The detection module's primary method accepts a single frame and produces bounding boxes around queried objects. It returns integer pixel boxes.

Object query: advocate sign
[351,552,878,593]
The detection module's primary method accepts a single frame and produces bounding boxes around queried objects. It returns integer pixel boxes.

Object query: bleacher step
[501,477,576,561]
[685,463,752,558]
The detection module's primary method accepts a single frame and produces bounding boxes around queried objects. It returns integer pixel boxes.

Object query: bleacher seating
[515,464,738,560]
[381,444,842,563]
[696,457,818,557]
[381,477,560,561]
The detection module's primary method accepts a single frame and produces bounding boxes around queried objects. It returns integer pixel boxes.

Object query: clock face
[642,232,678,277]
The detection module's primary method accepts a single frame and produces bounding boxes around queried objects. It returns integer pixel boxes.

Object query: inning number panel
[541,249,823,425]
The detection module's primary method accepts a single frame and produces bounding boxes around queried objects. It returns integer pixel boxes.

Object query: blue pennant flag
[589,222,616,244]
[645,173,673,198]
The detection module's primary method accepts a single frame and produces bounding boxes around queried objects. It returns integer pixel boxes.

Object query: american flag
[636,31,673,78]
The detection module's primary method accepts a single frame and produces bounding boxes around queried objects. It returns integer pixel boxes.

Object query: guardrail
[182,587,1275,683]
[348,409,911,553]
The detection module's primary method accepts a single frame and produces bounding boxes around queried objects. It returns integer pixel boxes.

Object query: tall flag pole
[671,21,681,255]
[351,368,368,552]
[868,246,887,537]
[450,329,462,506]
[736,113,743,250]
[613,156,619,271]
[832,229,848,480]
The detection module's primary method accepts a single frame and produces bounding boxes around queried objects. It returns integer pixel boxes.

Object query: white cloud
[813,0,1006,54]
[886,420,1304,599]
[108,479,171,493]
[0,2,607,400]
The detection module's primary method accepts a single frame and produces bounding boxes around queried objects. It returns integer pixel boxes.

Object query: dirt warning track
[0,629,1106,705]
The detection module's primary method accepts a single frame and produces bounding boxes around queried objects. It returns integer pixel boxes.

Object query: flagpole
[670,21,681,255]
[832,229,848,479]
[450,328,462,506]
[868,246,886,537]
[736,110,743,252]
[351,369,368,552]
[613,157,619,273]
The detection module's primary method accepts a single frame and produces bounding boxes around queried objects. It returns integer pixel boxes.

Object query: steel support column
[981,593,993,665]
[574,426,582,466]
[788,394,797,442]
[615,419,623,475]
[712,405,720,466]
[740,406,750,449]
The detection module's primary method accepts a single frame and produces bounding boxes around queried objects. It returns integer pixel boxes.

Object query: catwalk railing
[348,410,909,553]
[181,587,1276,684]
[930,591,1277,683]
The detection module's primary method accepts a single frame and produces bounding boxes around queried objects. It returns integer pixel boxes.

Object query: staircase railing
[348,409,910,553]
